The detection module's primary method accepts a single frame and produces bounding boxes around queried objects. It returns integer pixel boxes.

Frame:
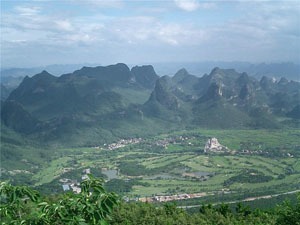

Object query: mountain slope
[131,65,159,89]
[1,63,299,146]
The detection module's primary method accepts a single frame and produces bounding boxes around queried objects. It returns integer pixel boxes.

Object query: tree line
[1,176,299,225]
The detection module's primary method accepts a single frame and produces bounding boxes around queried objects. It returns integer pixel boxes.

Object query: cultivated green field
[2,129,300,205]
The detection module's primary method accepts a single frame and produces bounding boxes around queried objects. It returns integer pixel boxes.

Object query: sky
[1,0,300,68]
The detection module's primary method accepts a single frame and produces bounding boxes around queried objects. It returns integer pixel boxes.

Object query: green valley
[1,63,299,223]
[2,128,299,208]
[2,0,300,223]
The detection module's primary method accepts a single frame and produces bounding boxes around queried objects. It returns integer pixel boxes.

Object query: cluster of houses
[239,149,294,158]
[138,189,233,203]
[139,192,210,203]
[152,194,191,202]
[61,168,91,193]
[103,138,142,150]
[92,135,231,153]
[155,136,194,148]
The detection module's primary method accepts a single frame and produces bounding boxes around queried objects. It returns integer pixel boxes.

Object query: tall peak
[173,68,189,83]
[211,67,221,74]
[131,65,158,89]
[31,70,56,81]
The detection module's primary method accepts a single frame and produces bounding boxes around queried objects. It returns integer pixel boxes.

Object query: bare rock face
[131,65,159,89]
[204,137,228,153]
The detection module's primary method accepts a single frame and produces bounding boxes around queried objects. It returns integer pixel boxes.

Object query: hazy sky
[1,0,300,68]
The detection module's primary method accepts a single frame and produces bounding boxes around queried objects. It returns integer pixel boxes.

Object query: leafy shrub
[0,175,119,225]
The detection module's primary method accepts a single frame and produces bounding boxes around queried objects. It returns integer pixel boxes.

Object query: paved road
[178,189,300,209]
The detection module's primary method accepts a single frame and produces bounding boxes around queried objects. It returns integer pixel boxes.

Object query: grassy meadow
[2,128,300,206]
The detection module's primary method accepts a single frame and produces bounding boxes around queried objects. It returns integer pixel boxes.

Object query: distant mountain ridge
[1,63,299,146]
[152,61,300,81]
[1,61,298,101]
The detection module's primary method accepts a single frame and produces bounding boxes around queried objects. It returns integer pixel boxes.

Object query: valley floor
[2,129,300,207]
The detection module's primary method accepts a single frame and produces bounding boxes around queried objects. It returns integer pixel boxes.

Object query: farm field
[3,129,300,205]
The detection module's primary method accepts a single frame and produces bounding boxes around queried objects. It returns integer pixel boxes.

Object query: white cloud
[174,0,200,11]
[174,0,215,11]
[1,0,299,67]
[102,16,208,47]
[71,0,124,8]
[55,20,74,32]
[15,6,41,16]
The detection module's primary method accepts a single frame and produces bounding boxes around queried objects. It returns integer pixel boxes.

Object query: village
[60,168,91,194]
[139,192,210,203]
[136,188,232,203]
[92,138,143,150]
[89,135,290,157]
[153,135,193,148]
[57,135,295,206]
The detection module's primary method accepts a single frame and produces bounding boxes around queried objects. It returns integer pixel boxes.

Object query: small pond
[193,171,214,177]
[102,169,118,180]
[146,173,176,180]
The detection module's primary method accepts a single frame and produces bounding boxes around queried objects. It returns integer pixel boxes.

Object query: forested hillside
[1,64,299,147]
[1,177,299,225]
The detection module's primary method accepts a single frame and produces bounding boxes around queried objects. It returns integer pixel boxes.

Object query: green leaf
[100,219,109,225]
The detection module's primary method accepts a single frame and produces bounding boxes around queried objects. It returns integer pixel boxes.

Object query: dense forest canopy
[1,176,299,225]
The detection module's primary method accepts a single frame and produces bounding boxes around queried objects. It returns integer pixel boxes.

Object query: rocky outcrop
[131,65,159,89]
[147,76,179,110]
[172,68,190,83]
[204,137,228,153]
